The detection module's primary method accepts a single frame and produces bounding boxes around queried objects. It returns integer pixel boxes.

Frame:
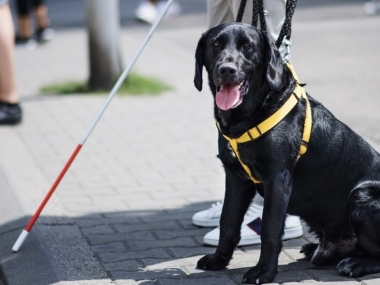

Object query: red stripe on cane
[25,144,83,232]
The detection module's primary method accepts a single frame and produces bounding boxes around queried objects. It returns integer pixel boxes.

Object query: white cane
[12,0,175,252]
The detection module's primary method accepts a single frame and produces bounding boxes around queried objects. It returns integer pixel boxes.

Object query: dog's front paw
[337,257,366,278]
[300,243,318,260]
[242,264,277,284]
[196,254,230,271]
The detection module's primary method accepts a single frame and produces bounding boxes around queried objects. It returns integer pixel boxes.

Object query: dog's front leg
[197,168,256,271]
[242,178,290,284]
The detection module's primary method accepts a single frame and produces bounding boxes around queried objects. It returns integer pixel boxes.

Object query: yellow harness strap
[217,63,312,184]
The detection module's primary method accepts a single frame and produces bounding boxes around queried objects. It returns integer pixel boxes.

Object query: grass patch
[40,73,172,96]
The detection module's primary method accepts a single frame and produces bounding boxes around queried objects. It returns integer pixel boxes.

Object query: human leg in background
[262,0,286,54]
[15,0,37,48]
[32,0,55,43]
[15,0,54,47]
[192,0,303,246]
[206,0,234,28]
[207,0,286,54]
[15,0,32,39]
[0,2,22,125]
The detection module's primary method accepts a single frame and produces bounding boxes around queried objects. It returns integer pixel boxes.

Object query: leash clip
[283,36,291,62]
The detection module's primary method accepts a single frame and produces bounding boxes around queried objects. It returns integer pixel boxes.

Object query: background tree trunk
[86,0,122,90]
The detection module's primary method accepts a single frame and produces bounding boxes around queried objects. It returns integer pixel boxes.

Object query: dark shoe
[0,102,22,125]
[35,27,55,43]
[15,35,38,50]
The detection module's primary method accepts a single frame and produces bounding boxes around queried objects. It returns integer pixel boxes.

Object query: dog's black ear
[194,33,206,92]
[264,33,284,91]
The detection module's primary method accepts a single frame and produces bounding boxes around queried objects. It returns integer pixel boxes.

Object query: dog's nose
[218,63,237,76]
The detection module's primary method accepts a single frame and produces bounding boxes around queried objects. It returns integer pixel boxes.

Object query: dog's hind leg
[337,183,380,277]
[197,168,256,271]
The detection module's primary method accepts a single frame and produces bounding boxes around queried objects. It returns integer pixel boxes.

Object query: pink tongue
[215,84,241,111]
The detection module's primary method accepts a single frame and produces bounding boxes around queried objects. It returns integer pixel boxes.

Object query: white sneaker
[135,1,158,24]
[157,1,181,20]
[15,37,38,51]
[202,203,304,246]
[135,0,181,24]
[192,201,223,227]
[36,27,55,43]
[363,1,380,15]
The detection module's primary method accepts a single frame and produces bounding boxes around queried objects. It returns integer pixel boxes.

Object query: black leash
[275,0,297,48]
[236,0,297,49]
[236,0,265,29]
[236,0,247,23]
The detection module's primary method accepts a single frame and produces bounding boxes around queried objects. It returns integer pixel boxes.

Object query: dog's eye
[243,41,251,48]
[213,41,220,47]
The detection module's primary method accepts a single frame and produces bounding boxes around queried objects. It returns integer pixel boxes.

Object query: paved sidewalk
[1,2,380,285]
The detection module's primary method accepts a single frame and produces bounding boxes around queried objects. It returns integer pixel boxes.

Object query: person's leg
[229,0,253,24]
[0,3,18,103]
[15,0,38,48]
[263,0,286,55]
[229,0,286,53]
[32,0,54,43]
[16,0,33,39]
[191,0,239,229]
[0,2,22,125]
[203,0,285,214]
[33,0,50,29]
[207,0,234,28]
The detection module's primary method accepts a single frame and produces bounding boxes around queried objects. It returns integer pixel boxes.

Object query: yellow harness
[217,63,312,184]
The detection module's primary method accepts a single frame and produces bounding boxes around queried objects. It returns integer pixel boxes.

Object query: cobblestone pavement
[1,1,380,285]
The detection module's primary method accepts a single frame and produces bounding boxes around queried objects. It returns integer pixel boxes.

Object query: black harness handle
[236,0,297,49]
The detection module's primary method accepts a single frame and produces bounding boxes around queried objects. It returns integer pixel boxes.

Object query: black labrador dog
[194,22,380,284]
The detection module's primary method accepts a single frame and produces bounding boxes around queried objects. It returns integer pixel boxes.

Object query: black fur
[194,22,380,284]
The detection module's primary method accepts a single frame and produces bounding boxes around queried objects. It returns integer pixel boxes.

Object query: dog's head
[194,22,284,111]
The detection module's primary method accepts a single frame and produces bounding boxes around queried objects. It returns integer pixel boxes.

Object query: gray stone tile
[127,237,197,251]
[98,248,171,263]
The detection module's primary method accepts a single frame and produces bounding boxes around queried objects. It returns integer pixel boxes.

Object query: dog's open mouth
[215,80,249,111]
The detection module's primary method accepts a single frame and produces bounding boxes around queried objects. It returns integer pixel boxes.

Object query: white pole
[86,0,123,89]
